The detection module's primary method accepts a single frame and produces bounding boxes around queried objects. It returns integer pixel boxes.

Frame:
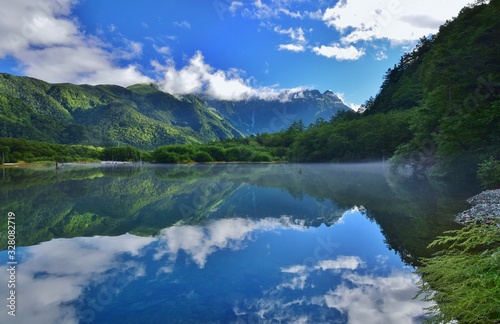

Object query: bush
[477,157,500,189]
[193,151,214,163]
[200,145,226,161]
[152,147,180,163]
[417,223,500,323]
[250,152,273,162]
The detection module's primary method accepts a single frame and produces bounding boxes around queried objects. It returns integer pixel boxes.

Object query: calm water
[0,163,476,323]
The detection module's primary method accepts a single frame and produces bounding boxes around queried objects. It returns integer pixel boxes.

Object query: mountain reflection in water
[0,163,475,323]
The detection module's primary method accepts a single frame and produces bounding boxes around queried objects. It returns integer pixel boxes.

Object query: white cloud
[323,0,473,44]
[315,256,365,271]
[114,39,144,60]
[154,217,306,268]
[274,26,306,53]
[246,254,432,322]
[0,234,154,324]
[305,9,323,20]
[229,1,244,14]
[278,274,309,290]
[337,92,361,111]
[173,20,191,29]
[153,44,171,55]
[316,272,432,324]
[278,44,305,52]
[278,8,302,19]
[312,44,365,60]
[0,0,152,86]
[281,265,307,274]
[274,26,306,43]
[239,0,309,20]
[375,50,388,61]
[154,51,306,101]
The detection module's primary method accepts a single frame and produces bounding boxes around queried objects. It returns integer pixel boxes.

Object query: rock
[455,189,500,227]
[466,189,500,206]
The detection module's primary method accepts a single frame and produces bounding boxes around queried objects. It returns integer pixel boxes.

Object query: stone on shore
[455,189,500,226]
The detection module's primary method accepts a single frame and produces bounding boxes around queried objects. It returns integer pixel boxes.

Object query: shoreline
[0,160,286,169]
[455,189,500,227]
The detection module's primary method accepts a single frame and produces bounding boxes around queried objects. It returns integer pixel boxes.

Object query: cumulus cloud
[316,272,431,324]
[310,0,473,61]
[0,0,152,86]
[337,92,362,111]
[245,254,432,322]
[154,51,306,101]
[323,0,472,44]
[154,217,306,268]
[312,44,365,60]
[0,234,154,324]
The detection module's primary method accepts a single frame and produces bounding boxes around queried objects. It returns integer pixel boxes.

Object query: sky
[0,0,474,108]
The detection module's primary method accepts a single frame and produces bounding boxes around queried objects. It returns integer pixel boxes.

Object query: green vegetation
[0,1,498,175]
[379,1,500,179]
[251,0,499,180]
[1,1,498,177]
[0,137,279,164]
[0,138,100,163]
[150,139,278,163]
[417,223,500,323]
[0,76,243,149]
[477,157,500,189]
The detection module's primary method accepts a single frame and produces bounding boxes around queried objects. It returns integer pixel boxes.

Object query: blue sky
[0,0,472,107]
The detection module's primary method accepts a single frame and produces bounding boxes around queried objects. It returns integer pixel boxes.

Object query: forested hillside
[252,0,499,179]
[0,75,244,149]
[0,73,348,149]
[0,0,498,182]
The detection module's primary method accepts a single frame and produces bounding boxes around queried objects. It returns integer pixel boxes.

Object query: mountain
[207,89,349,135]
[0,74,243,149]
[276,0,499,177]
[0,73,349,148]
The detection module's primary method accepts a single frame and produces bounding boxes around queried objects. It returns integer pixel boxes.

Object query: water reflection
[0,163,474,265]
[0,210,431,323]
[0,234,154,324]
[154,217,305,268]
[0,163,475,322]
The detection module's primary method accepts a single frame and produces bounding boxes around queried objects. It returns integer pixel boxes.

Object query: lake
[0,163,476,323]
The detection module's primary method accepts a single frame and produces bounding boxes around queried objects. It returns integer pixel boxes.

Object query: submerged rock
[455,189,500,226]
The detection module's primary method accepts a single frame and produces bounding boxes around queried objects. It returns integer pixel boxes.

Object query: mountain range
[0,73,349,149]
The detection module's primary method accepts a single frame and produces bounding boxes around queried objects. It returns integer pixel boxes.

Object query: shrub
[417,223,500,323]
[250,152,273,162]
[152,147,180,163]
[477,157,500,189]
[193,151,214,163]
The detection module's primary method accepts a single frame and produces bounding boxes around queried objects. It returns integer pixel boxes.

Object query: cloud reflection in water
[0,212,431,323]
